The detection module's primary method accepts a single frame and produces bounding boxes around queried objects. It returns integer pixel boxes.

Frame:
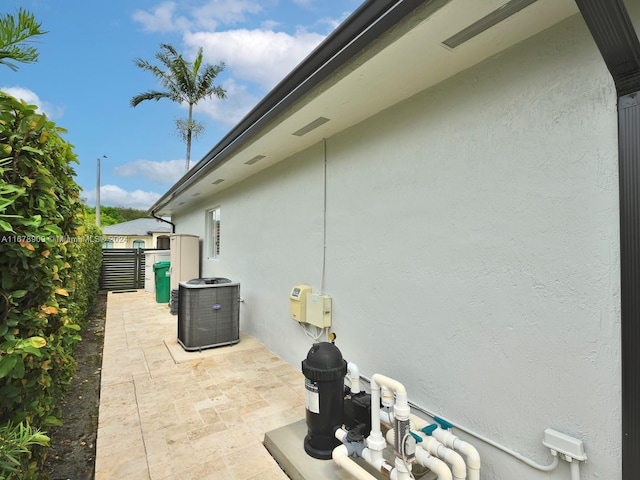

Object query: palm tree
[131,43,226,171]
[0,8,47,71]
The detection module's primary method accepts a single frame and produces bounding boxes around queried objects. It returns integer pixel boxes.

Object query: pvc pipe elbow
[332,445,378,480]
[457,440,481,470]
[371,374,410,419]
[440,448,467,479]
[371,374,407,397]
[347,362,361,394]
[415,447,453,480]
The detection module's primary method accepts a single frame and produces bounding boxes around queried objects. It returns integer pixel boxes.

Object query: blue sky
[1,0,360,210]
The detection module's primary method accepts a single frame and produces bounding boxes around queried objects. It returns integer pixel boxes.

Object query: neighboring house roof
[102,218,172,236]
[149,0,580,218]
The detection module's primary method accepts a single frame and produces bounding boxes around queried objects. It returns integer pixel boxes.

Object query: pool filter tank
[302,342,347,459]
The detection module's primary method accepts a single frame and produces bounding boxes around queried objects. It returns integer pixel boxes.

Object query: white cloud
[112,159,189,183]
[84,185,161,210]
[185,28,325,90]
[191,0,262,29]
[132,2,189,32]
[0,86,64,119]
[195,77,260,126]
[132,0,263,32]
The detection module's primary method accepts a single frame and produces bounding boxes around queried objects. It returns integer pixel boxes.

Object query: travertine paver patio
[95,290,304,479]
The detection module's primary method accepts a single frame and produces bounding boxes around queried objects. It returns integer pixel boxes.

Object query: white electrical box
[290,285,311,323]
[542,429,587,461]
[306,293,332,328]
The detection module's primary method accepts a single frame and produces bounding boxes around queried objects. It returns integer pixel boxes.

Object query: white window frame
[206,207,221,260]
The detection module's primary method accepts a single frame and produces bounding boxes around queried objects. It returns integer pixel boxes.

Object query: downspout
[572,2,640,479]
[150,210,175,234]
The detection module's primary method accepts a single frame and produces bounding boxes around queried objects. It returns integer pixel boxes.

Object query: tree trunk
[185,103,193,172]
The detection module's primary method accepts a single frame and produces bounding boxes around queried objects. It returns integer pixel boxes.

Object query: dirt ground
[41,292,107,480]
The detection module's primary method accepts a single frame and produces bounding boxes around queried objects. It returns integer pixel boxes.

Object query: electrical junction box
[290,285,311,323]
[542,428,587,461]
[306,293,332,328]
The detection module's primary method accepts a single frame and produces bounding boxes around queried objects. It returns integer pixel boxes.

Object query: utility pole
[96,154,107,227]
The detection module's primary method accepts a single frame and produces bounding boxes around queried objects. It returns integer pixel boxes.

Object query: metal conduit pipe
[409,406,556,473]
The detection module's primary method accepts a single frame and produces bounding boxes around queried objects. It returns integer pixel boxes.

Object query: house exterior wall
[104,235,153,249]
[151,232,171,249]
[172,13,621,479]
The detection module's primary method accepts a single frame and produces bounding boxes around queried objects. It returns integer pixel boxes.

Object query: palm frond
[0,8,47,70]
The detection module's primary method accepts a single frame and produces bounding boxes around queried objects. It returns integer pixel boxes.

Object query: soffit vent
[212,179,225,185]
[244,155,266,165]
[442,0,538,49]
[292,117,330,137]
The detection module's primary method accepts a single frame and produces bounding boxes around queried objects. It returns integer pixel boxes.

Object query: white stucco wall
[172,12,621,479]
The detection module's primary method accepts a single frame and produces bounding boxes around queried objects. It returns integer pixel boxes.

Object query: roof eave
[148,0,433,216]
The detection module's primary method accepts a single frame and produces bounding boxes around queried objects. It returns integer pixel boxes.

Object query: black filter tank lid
[302,342,347,381]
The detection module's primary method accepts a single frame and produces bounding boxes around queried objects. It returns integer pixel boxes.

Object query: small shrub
[0,421,49,480]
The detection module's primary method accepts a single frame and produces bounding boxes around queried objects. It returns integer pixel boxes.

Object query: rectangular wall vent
[292,117,330,137]
[442,0,538,49]
[212,179,225,185]
[244,155,265,165]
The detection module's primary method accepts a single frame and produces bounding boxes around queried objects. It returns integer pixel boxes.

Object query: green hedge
[0,92,102,474]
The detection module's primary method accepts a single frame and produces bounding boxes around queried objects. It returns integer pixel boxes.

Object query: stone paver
[95,290,302,479]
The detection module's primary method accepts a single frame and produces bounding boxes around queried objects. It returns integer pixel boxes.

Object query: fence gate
[100,248,161,291]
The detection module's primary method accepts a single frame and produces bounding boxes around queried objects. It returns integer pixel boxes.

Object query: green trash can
[153,261,171,303]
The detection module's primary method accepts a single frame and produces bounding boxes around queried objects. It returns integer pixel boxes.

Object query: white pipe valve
[422,424,438,436]
[434,416,455,430]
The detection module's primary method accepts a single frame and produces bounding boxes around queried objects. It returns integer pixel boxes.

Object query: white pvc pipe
[347,362,361,394]
[430,428,479,480]
[335,428,411,480]
[332,444,377,480]
[570,458,581,480]
[415,446,453,480]
[408,414,481,480]
[386,428,466,480]
[369,374,410,452]
[371,374,410,421]
[420,435,466,480]
[367,376,387,456]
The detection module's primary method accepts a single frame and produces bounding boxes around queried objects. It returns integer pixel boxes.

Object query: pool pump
[301,342,347,459]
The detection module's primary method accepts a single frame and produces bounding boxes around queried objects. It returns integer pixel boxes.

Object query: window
[133,240,145,250]
[102,239,113,249]
[206,207,221,259]
[156,235,170,249]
